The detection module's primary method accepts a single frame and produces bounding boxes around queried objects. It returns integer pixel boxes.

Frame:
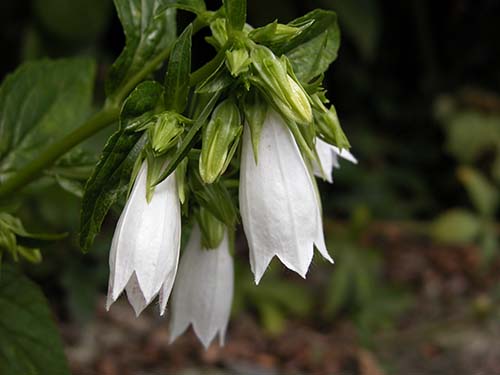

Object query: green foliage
[277,10,340,83]
[224,0,247,32]
[0,266,70,375]
[0,58,95,180]
[33,0,112,42]
[157,0,206,15]
[106,0,177,98]
[80,81,163,252]
[164,25,193,113]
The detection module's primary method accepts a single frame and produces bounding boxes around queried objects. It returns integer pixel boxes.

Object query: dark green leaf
[0,58,95,180]
[224,0,246,31]
[106,0,177,97]
[164,24,193,113]
[80,82,163,252]
[0,265,70,375]
[156,0,206,15]
[276,10,340,82]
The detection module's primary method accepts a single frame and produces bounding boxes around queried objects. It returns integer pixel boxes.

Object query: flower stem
[0,106,120,199]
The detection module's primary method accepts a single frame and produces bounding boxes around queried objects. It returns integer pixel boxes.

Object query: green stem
[0,107,119,199]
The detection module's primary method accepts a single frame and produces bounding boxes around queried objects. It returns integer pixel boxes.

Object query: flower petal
[240,110,322,283]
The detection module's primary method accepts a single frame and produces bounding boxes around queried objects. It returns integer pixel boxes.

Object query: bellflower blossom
[106,161,181,316]
[169,224,234,348]
[314,138,358,183]
[239,109,333,283]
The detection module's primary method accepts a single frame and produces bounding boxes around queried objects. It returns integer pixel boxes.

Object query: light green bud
[249,20,312,44]
[200,99,242,184]
[251,46,312,124]
[225,48,251,77]
[197,207,225,249]
[149,112,185,155]
[206,18,228,49]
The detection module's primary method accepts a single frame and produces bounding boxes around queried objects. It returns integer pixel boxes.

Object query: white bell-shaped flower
[314,138,357,183]
[106,161,181,316]
[169,225,234,348]
[239,109,332,284]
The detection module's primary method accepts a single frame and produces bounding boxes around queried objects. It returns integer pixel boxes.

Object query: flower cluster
[105,6,356,347]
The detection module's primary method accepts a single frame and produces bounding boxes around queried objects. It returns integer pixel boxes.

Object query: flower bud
[200,99,242,184]
[196,207,225,249]
[251,46,312,124]
[206,18,228,49]
[149,112,185,155]
[225,48,251,77]
[249,20,312,44]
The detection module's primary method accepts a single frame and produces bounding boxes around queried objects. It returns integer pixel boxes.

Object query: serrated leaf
[458,167,499,217]
[276,10,340,82]
[0,265,70,375]
[156,0,206,15]
[106,0,177,97]
[164,24,192,113]
[80,82,163,252]
[224,0,246,31]
[0,58,95,180]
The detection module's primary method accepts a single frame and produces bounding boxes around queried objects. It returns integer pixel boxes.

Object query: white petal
[240,110,327,283]
[169,225,234,348]
[107,161,181,311]
[313,138,336,183]
[331,145,358,164]
[125,273,149,317]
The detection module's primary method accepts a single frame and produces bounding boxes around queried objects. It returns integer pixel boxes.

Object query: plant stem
[0,107,119,199]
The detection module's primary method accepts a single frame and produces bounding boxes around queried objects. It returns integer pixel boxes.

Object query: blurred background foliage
[1,0,500,366]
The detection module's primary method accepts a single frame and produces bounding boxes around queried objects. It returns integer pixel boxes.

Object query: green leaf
[106,0,177,97]
[33,0,112,42]
[164,24,193,113]
[156,0,206,15]
[0,58,95,180]
[224,0,246,31]
[277,10,340,82]
[431,208,481,244]
[80,82,163,252]
[321,0,381,60]
[458,167,499,217]
[0,265,70,375]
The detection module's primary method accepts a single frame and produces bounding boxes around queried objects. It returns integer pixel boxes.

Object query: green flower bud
[206,18,228,49]
[249,20,312,44]
[200,99,242,184]
[251,46,312,124]
[197,207,225,249]
[225,48,251,77]
[149,112,185,155]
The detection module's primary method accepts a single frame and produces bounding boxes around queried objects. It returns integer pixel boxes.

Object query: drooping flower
[239,109,332,283]
[314,138,357,183]
[106,161,181,316]
[169,224,234,348]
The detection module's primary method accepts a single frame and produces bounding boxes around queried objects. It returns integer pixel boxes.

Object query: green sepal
[242,88,268,163]
[164,24,193,113]
[195,61,233,94]
[225,48,251,77]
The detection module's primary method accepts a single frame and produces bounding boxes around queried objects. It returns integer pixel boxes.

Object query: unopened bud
[149,112,185,155]
[249,20,312,44]
[200,99,242,184]
[225,48,251,77]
